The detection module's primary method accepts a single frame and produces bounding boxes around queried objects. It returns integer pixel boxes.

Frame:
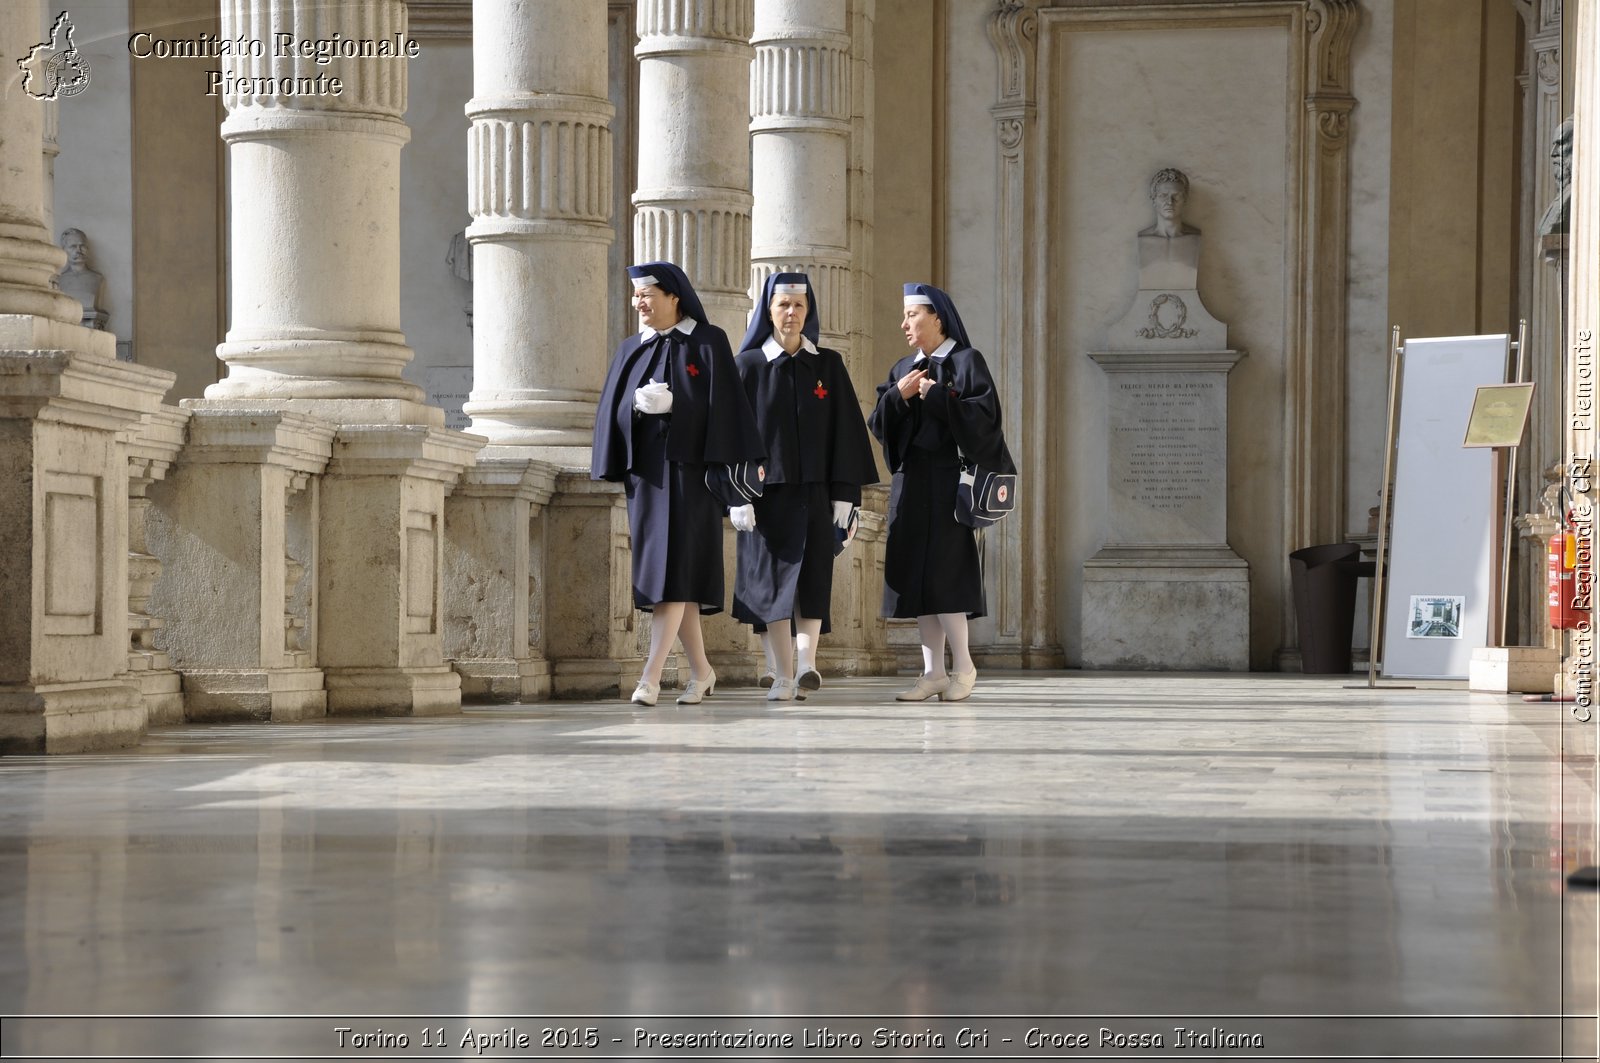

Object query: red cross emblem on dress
[685,361,700,377]
[814,382,828,400]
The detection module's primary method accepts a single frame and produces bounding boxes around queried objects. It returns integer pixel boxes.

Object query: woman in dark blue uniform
[869,283,1011,702]
[592,262,764,706]
[731,273,879,701]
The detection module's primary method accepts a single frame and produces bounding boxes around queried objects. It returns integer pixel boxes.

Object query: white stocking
[795,617,822,674]
[766,618,795,680]
[940,611,973,674]
[917,614,947,678]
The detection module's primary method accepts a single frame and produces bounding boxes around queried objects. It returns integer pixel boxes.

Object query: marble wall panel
[1049,21,1290,667]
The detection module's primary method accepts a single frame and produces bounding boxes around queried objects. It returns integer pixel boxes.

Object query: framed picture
[1407,595,1464,639]
[1462,382,1535,448]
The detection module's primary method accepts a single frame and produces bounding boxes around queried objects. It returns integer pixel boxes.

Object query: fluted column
[463,0,614,452]
[0,5,81,324]
[634,0,755,340]
[206,0,428,416]
[750,0,852,353]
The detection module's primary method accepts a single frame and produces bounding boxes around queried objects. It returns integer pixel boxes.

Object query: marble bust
[1102,167,1227,351]
[1137,167,1201,291]
[56,227,107,329]
[1538,117,1572,239]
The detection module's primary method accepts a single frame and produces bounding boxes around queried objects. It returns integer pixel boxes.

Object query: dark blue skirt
[882,449,985,618]
[733,481,835,631]
[626,413,725,613]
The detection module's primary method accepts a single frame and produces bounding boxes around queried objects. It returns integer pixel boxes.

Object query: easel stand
[1350,326,1415,690]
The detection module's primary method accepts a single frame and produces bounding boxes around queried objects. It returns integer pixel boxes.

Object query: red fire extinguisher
[1550,520,1589,629]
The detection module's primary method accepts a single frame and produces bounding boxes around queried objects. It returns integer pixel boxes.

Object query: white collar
[641,316,699,340]
[762,334,818,361]
[914,337,957,363]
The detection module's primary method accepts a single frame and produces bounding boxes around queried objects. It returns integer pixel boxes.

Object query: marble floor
[0,672,1596,1061]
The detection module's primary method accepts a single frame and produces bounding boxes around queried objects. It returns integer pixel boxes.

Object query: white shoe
[758,671,776,689]
[767,677,797,702]
[676,667,716,705]
[630,679,660,706]
[941,668,977,702]
[797,667,822,691]
[896,673,950,701]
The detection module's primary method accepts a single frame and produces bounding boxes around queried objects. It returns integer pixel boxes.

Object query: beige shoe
[766,677,797,702]
[941,668,977,701]
[895,673,950,701]
[630,680,660,706]
[676,667,716,705]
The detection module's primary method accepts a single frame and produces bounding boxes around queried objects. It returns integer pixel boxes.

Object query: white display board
[1381,334,1509,679]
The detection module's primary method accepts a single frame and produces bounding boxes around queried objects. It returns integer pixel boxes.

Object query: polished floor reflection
[0,672,1595,1060]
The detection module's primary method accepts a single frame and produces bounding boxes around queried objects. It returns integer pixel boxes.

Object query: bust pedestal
[1083,348,1248,670]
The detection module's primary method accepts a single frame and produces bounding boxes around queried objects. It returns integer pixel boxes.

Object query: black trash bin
[1289,543,1375,674]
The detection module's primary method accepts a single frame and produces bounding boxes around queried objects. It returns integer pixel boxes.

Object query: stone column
[0,6,176,752]
[453,0,625,704]
[0,3,83,327]
[41,100,59,239]
[633,0,755,340]
[206,0,429,421]
[463,0,614,456]
[195,0,484,717]
[633,0,759,681]
[125,408,191,725]
[751,0,888,676]
[750,0,852,354]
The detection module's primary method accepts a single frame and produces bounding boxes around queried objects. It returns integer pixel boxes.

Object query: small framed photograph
[1462,382,1535,448]
[1407,595,1464,639]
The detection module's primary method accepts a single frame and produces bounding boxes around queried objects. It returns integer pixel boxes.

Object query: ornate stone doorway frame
[988,0,1357,667]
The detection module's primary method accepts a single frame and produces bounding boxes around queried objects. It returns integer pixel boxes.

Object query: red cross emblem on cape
[685,362,700,377]
[814,382,828,400]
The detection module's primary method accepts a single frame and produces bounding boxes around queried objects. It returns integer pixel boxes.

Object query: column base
[0,312,118,360]
[0,681,144,755]
[324,666,461,716]
[552,658,638,700]
[125,668,185,726]
[456,656,552,703]
[1082,549,1250,670]
[1468,646,1559,694]
[181,668,328,722]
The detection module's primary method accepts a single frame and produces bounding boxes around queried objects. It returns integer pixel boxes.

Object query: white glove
[729,504,756,532]
[831,500,854,529]
[633,379,673,415]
